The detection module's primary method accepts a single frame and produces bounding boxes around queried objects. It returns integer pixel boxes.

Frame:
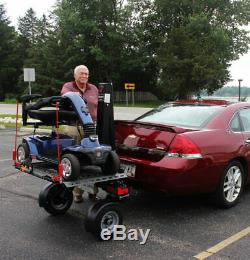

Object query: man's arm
[61,83,69,95]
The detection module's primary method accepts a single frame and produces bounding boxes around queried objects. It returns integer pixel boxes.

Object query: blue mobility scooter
[13,86,129,239]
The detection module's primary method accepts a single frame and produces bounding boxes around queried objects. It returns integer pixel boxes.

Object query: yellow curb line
[194,226,250,259]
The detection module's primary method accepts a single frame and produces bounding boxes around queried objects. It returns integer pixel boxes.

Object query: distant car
[115,99,250,208]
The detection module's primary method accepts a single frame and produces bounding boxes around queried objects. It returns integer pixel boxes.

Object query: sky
[3,0,57,23]
[2,0,250,87]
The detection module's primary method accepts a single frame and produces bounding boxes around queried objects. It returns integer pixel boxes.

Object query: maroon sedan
[115,100,250,208]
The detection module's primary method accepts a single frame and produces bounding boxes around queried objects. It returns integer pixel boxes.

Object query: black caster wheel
[85,201,123,240]
[39,183,73,215]
[105,194,121,202]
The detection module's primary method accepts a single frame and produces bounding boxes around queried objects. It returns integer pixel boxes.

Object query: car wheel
[61,153,80,181]
[39,183,73,215]
[85,201,123,240]
[215,160,244,208]
[17,143,29,162]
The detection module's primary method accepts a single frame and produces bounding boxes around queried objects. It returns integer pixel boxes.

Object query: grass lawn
[0,115,63,130]
[0,114,21,118]
[0,98,16,104]
[0,114,21,128]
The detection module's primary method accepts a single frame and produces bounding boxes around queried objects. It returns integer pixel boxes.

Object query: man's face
[74,67,89,85]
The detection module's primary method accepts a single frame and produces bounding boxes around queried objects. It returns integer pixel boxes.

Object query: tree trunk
[0,86,5,101]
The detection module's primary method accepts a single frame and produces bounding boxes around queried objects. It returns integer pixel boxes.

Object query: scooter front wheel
[61,153,80,181]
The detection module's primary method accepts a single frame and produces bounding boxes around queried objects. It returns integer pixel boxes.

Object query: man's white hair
[74,65,89,75]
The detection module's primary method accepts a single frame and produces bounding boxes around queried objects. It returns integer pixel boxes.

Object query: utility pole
[238,79,243,102]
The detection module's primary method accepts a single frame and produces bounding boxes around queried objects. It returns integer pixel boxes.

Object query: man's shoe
[74,195,83,203]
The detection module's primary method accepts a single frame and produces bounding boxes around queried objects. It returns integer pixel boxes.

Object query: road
[0,129,250,259]
[0,104,151,120]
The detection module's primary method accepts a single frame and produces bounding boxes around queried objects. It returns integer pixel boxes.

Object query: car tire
[17,143,29,162]
[61,153,80,181]
[215,160,244,208]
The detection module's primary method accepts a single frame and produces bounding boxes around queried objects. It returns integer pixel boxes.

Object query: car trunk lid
[115,120,189,161]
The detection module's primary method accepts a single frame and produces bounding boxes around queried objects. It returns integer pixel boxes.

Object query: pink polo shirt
[61,81,98,121]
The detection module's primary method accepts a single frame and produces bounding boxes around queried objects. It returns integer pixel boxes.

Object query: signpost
[124,83,135,106]
[238,79,243,102]
[24,68,35,95]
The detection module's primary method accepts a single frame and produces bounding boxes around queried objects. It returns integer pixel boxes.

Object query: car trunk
[115,120,187,162]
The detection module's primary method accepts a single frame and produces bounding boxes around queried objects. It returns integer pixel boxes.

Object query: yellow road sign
[125,83,135,90]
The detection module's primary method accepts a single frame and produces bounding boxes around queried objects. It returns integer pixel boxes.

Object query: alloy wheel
[223,165,242,203]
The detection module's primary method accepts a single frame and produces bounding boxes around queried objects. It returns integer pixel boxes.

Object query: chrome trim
[166,153,202,159]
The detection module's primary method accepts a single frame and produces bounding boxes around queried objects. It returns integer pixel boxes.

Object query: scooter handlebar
[18,94,43,103]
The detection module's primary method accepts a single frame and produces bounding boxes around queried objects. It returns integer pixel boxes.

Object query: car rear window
[137,104,223,128]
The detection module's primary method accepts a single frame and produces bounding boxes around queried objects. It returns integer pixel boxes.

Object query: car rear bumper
[120,155,221,195]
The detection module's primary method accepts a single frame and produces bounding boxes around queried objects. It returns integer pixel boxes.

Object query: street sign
[24,68,35,82]
[124,83,135,106]
[24,68,35,95]
[125,83,135,90]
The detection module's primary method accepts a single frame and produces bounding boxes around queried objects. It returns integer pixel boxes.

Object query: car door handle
[245,139,250,144]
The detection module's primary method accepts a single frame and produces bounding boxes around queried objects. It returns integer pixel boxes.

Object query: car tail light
[167,135,202,159]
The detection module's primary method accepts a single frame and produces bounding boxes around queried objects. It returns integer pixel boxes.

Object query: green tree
[17,9,61,96]
[18,8,38,45]
[118,0,159,91]
[154,0,250,100]
[53,0,128,86]
[0,4,20,100]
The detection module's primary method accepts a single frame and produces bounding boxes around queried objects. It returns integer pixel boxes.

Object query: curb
[20,127,51,133]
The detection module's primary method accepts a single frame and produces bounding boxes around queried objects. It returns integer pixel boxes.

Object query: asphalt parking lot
[1,128,250,260]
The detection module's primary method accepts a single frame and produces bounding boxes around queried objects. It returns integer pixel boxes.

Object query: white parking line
[194,226,250,259]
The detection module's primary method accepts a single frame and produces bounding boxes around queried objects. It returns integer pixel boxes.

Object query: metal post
[28,81,31,95]
[126,90,128,106]
[238,79,243,102]
[132,89,134,106]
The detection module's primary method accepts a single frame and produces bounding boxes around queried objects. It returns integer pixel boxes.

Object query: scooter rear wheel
[17,143,29,162]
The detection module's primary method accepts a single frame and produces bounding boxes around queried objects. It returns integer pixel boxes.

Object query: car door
[238,107,250,181]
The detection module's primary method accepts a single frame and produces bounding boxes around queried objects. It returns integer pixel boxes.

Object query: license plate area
[120,162,136,177]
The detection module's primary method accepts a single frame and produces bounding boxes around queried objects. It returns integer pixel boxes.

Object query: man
[61,65,99,202]
[61,65,98,121]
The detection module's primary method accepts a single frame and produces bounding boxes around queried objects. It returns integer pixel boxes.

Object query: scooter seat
[28,109,78,125]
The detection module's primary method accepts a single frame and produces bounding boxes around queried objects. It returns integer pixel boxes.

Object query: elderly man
[61,65,99,202]
[61,64,98,123]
